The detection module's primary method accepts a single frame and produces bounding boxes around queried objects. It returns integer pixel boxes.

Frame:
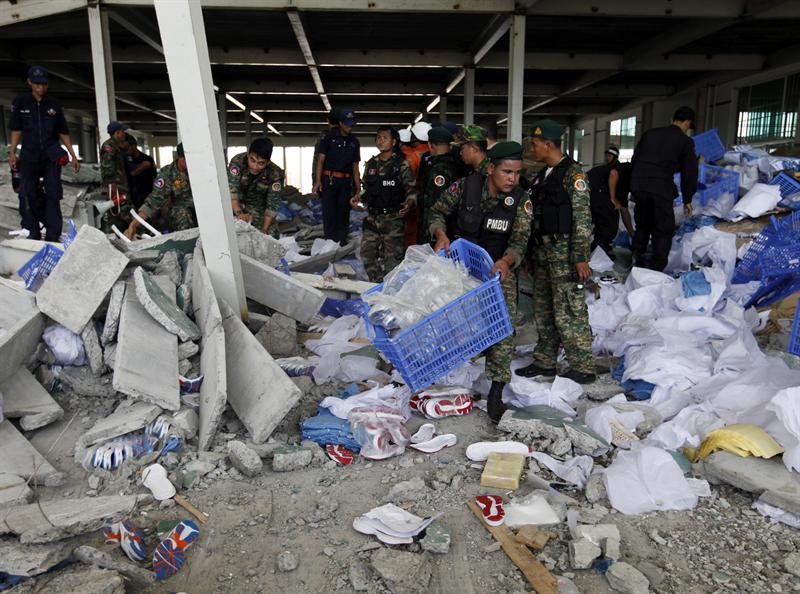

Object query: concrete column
[80,121,96,163]
[506,14,526,143]
[87,5,116,141]
[218,91,228,160]
[695,87,709,131]
[725,87,739,146]
[244,107,252,148]
[464,67,475,125]
[567,122,576,161]
[154,0,247,316]
[0,105,7,145]
[439,96,447,123]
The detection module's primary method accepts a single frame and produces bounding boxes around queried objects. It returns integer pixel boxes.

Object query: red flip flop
[475,495,505,526]
[326,444,354,465]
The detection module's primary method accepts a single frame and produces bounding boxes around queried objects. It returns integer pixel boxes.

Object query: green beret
[452,124,487,145]
[487,141,523,162]
[427,126,453,143]
[530,119,564,141]
[176,143,184,157]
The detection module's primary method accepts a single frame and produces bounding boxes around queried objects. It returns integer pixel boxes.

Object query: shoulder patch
[448,181,460,193]
[434,174,446,187]
[102,145,114,153]
[504,196,515,207]
[574,172,586,180]
[154,177,166,189]
[523,199,533,215]
[574,178,588,192]
[229,165,240,176]
[271,182,282,192]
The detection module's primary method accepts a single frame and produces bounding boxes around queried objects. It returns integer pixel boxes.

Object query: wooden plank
[467,499,558,594]
[515,525,555,551]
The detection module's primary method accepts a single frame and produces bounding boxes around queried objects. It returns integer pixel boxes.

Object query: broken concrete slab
[0,367,64,431]
[0,473,33,507]
[153,250,182,286]
[100,281,126,345]
[220,299,301,444]
[254,313,297,357]
[227,440,263,477]
[241,254,325,323]
[370,548,432,594]
[103,342,116,369]
[59,367,116,398]
[235,222,286,267]
[78,400,162,448]
[178,341,199,359]
[606,561,650,594]
[0,420,62,485]
[191,248,227,451]
[292,271,377,295]
[3,494,147,543]
[569,537,602,569]
[36,225,128,334]
[0,278,44,386]
[0,540,74,577]
[81,321,105,376]
[121,227,199,256]
[133,267,200,342]
[113,277,179,411]
[288,239,356,273]
[272,445,313,472]
[575,524,621,560]
[73,545,156,589]
[12,564,126,594]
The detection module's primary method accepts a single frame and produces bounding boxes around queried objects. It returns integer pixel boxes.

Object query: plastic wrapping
[348,406,411,460]
[43,324,87,367]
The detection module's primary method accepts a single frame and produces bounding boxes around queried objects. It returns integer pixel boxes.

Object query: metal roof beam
[287,9,329,111]
[0,0,86,27]
[100,0,516,12]
[107,7,164,53]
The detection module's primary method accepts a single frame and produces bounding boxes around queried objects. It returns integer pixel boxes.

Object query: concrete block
[0,540,73,577]
[569,538,602,569]
[370,548,432,594]
[59,367,116,398]
[73,545,156,589]
[272,444,313,472]
[36,225,128,334]
[1,495,146,543]
[420,522,451,554]
[14,564,126,594]
[235,222,286,267]
[227,440,263,477]
[220,300,301,444]
[241,254,325,323]
[0,367,64,431]
[133,267,200,342]
[113,277,179,411]
[575,524,621,561]
[78,400,162,448]
[178,341,199,359]
[288,239,356,274]
[100,281,126,345]
[122,227,199,256]
[81,321,106,376]
[0,420,62,485]
[0,279,44,386]
[254,313,298,357]
[191,248,227,451]
[0,473,33,507]
[154,250,182,286]
[169,407,198,440]
[606,562,650,594]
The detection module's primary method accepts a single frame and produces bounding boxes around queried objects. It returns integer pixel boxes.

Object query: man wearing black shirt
[124,135,156,210]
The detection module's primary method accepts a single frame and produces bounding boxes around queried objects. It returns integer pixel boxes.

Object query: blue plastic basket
[770,172,800,198]
[362,239,513,392]
[692,128,725,163]
[18,244,65,291]
[745,273,800,309]
[675,165,740,206]
[790,298,800,357]
[759,243,800,280]
[733,212,800,283]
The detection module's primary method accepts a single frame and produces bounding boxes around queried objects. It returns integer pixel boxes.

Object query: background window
[609,116,636,162]
[737,74,799,145]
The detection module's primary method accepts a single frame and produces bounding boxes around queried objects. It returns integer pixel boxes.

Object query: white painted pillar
[464,68,475,125]
[154,0,247,316]
[218,91,228,160]
[439,96,447,123]
[506,14,526,143]
[87,5,115,140]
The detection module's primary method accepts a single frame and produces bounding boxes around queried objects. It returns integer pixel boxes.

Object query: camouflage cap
[452,124,487,145]
[530,119,564,141]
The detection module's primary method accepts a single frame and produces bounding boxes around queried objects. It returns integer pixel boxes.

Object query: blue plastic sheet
[681,270,712,298]
[300,383,361,451]
[611,358,656,400]
[675,215,718,241]
[319,297,365,318]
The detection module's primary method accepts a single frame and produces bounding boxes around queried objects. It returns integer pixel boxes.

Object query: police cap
[340,109,357,126]
[530,119,564,141]
[107,121,128,134]
[27,65,48,84]
[487,141,523,163]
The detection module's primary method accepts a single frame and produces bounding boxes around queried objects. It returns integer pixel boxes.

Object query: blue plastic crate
[362,239,513,392]
[770,172,800,198]
[745,272,800,309]
[17,244,64,291]
[675,165,740,206]
[790,298,800,357]
[733,212,800,283]
[759,243,800,280]
[692,128,725,163]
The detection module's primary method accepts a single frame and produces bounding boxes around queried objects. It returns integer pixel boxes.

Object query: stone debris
[0,472,33,507]
[153,249,182,286]
[0,540,73,577]
[569,537,602,569]
[178,340,200,359]
[384,477,431,503]
[575,524,621,560]
[133,266,201,342]
[277,550,299,572]
[420,522,451,554]
[0,366,64,430]
[254,312,298,357]
[0,420,62,484]
[349,558,373,591]
[272,445,313,472]
[59,366,116,398]
[370,548,432,594]
[36,225,128,334]
[81,320,105,376]
[227,440,263,477]
[0,278,44,385]
[605,561,651,594]
[100,281,126,345]
[11,564,126,594]
[73,545,156,588]
[169,407,199,439]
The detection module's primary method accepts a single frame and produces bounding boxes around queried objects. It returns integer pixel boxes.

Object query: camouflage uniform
[361,153,417,282]
[429,176,533,384]
[418,152,458,244]
[476,156,490,177]
[528,156,594,375]
[227,152,284,238]
[100,136,131,230]
[140,160,196,231]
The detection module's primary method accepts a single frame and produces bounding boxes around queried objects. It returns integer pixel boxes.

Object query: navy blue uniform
[9,92,70,241]
[125,151,156,210]
[318,128,360,244]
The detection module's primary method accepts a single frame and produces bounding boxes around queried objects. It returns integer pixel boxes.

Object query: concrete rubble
[0,540,74,577]
[0,366,64,430]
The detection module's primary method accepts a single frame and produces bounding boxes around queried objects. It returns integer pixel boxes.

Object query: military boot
[487,381,507,424]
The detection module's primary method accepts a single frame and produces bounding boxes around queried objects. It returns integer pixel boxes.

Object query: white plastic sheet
[321,384,411,421]
[603,446,698,515]
[43,324,87,366]
[766,387,800,472]
[529,451,593,488]
[727,183,781,221]
[506,361,582,416]
[584,394,646,447]
[503,492,561,528]
[589,246,615,272]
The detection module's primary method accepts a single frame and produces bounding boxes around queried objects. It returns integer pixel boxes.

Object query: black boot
[514,362,556,379]
[487,381,507,424]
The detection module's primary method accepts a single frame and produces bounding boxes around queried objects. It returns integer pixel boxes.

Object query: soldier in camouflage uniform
[516,120,596,384]
[100,121,131,231]
[452,124,490,177]
[228,137,284,238]
[351,127,416,282]
[311,109,339,186]
[417,126,459,245]
[429,141,533,423]
[124,143,196,239]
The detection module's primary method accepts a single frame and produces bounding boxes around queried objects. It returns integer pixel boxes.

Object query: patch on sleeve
[271,182,282,192]
[229,165,240,176]
[574,178,588,192]
[154,177,165,189]
[102,145,114,153]
[523,199,533,215]
[434,175,446,187]
[448,180,460,194]
[574,172,586,180]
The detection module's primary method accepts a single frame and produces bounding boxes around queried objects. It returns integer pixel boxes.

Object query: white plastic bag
[348,406,411,460]
[43,324,87,366]
[602,446,698,514]
[727,183,781,221]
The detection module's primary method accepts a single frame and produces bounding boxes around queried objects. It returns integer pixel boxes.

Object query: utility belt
[368,206,401,217]
[530,232,570,247]
[323,169,352,179]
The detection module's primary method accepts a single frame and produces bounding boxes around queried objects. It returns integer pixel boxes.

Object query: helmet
[398,128,412,143]
[411,121,432,142]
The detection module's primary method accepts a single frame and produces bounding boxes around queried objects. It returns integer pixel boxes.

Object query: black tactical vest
[456,174,524,261]
[363,154,404,212]
[530,158,573,236]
